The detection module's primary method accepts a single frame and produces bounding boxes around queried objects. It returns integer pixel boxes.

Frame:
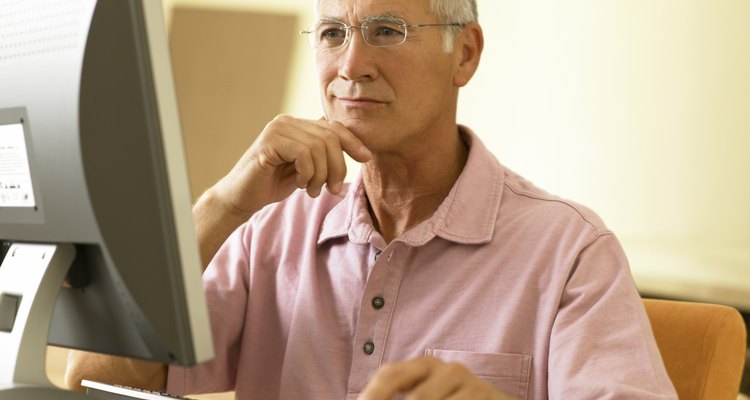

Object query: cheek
[316,57,336,93]
[399,63,451,102]
[399,50,451,86]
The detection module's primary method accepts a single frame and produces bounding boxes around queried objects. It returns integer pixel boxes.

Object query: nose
[337,26,378,82]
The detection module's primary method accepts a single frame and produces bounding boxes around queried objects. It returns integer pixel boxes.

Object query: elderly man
[67,0,678,398]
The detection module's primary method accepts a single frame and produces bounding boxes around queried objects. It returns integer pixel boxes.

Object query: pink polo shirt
[168,127,676,399]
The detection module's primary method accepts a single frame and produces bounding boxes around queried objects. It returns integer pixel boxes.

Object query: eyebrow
[318,16,345,24]
[317,13,406,25]
[361,14,406,24]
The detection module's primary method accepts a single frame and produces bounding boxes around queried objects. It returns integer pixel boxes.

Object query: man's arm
[192,116,372,267]
[64,351,167,393]
[192,185,255,268]
[65,116,371,392]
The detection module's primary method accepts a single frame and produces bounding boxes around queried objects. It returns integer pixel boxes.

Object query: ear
[453,23,484,87]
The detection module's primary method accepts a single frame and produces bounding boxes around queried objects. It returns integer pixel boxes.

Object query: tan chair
[643,298,747,400]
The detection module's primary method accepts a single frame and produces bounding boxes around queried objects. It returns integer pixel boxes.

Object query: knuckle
[376,364,402,381]
[262,116,286,134]
[328,169,345,183]
[327,119,343,129]
[445,362,469,376]
[273,114,293,123]
[310,135,327,152]
[422,355,441,364]
[467,377,486,390]
[327,120,350,136]
[295,153,313,176]
[296,146,312,160]
[320,130,339,145]
[310,175,326,188]
[254,131,277,150]
[309,173,327,188]
[264,115,294,132]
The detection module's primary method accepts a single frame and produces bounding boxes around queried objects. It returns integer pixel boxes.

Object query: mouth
[334,96,387,109]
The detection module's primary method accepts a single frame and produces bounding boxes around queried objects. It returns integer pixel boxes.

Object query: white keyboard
[81,379,195,400]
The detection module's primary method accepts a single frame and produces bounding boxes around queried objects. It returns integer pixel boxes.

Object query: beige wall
[464,1,750,307]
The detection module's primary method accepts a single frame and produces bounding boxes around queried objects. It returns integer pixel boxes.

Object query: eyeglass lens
[313,20,407,48]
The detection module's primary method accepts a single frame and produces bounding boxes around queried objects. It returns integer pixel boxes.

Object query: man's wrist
[198,184,256,223]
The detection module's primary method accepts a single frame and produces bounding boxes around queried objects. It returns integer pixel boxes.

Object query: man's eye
[318,26,345,41]
[370,24,405,37]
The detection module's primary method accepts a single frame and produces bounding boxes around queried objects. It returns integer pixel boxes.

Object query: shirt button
[363,341,375,355]
[374,251,382,261]
[371,296,385,310]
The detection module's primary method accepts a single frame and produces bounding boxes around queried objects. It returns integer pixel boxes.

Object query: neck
[362,127,468,243]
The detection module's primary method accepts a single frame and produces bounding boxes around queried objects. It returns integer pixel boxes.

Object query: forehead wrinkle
[315,0,413,23]
[318,15,346,23]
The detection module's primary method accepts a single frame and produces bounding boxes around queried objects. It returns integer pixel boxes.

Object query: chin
[342,120,375,140]
[337,118,387,151]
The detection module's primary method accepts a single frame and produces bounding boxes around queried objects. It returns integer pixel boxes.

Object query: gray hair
[428,0,478,52]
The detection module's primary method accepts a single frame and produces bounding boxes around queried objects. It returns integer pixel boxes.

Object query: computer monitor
[0,0,213,397]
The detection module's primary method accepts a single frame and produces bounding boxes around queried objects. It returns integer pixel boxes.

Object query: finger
[254,120,309,168]
[445,381,505,400]
[358,358,434,400]
[404,362,469,400]
[278,127,330,197]
[314,119,372,163]
[316,128,347,194]
[261,115,360,196]
[323,135,346,194]
[293,152,313,190]
[444,387,483,400]
[265,117,327,196]
[255,133,314,185]
[301,120,348,194]
[283,119,349,194]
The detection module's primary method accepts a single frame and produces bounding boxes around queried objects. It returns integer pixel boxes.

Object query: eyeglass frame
[300,16,467,49]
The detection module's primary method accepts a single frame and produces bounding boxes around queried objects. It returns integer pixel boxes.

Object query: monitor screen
[0,0,213,386]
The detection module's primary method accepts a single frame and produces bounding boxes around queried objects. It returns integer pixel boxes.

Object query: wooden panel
[169,7,297,200]
[46,346,68,388]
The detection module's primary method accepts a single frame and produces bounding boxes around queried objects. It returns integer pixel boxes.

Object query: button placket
[347,244,406,394]
[371,246,405,359]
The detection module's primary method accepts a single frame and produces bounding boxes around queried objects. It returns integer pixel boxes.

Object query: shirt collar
[317,172,375,247]
[317,125,504,247]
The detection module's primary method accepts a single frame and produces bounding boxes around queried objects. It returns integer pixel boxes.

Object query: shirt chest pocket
[425,348,532,400]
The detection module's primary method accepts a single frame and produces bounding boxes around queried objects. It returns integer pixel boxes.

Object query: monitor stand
[0,243,88,399]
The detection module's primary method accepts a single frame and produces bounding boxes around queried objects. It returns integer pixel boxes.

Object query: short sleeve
[167,222,251,395]
[548,234,677,399]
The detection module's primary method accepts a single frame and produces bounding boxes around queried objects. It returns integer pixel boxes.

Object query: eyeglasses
[301,17,465,49]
